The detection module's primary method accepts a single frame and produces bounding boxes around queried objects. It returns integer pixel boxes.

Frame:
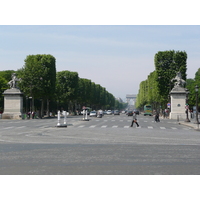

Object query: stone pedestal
[170,86,186,120]
[2,88,23,119]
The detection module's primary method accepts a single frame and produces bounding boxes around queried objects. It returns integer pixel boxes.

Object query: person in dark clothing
[154,113,160,122]
[130,112,139,127]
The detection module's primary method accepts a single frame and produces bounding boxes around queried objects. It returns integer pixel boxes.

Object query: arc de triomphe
[126,94,137,107]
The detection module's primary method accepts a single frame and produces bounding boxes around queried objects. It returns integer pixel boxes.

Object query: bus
[144,105,152,116]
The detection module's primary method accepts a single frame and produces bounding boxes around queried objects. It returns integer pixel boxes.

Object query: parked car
[127,110,133,116]
[89,111,97,117]
[106,110,112,115]
[114,110,120,115]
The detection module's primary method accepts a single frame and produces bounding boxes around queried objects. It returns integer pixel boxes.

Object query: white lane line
[78,125,85,128]
[148,126,153,129]
[101,125,107,128]
[160,127,166,129]
[89,125,96,128]
[124,126,130,128]
[16,126,26,129]
[112,126,118,128]
[3,127,14,129]
[171,127,177,129]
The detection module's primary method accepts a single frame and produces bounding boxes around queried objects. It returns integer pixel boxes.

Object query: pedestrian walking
[130,111,139,127]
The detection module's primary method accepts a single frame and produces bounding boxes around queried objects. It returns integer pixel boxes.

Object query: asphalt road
[0,114,200,175]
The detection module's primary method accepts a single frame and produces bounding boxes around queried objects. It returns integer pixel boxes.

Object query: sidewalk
[178,118,200,130]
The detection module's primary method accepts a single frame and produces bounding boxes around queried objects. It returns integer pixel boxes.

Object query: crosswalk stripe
[16,126,26,129]
[78,125,85,128]
[148,126,153,129]
[3,127,14,129]
[124,126,130,128]
[160,127,166,129]
[171,127,177,129]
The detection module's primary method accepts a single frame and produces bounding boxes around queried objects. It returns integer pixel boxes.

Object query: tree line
[0,54,127,116]
[136,50,189,111]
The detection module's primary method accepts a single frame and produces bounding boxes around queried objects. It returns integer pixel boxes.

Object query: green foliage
[136,50,187,109]
[18,54,56,100]
[154,50,187,102]
[0,70,16,82]
[56,70,79,103]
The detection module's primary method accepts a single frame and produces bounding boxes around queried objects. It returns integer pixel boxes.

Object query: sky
[1,1,200,103]
[1,25,200,101]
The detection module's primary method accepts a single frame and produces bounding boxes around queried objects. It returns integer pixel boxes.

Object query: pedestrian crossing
[0,117,192,131]
[74,124,190,130]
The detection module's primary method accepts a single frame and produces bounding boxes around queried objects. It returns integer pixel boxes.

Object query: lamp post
[185,88,190,122]
[195,85,199,124]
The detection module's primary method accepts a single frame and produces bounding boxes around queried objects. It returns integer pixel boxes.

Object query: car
[127,110,133,116]
[103,111,107,115]
[89,111,97,117]
[114,110,120,115]
[134,110,139,115]
[106,110,112,115]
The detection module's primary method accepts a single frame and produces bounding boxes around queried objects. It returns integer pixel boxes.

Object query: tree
[18,54,56,117]
[56,70,79,112]
[0,70,16,82]
[154,50,187,105]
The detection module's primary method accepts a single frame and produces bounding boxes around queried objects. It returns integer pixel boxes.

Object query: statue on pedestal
[171,71,186,88]
[8,73,21,89]
[170,71,187,120]
[2,73,23,119]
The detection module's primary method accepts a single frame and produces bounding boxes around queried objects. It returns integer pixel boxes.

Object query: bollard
[85,110,88,120]
[83,109,85,120]
[63,111,67,124]
[57,111,61,126]
[56,110,67,127]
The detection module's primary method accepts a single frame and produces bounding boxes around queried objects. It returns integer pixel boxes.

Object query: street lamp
[185,89,190,122]
[195,85,199,124]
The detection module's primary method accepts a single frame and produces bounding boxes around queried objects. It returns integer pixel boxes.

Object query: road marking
[78,125,85,128]
[171,127,177,129]
[104,120,108,122]
[89,125,96,128]
[124,126,130,128]
[160,127,166,129]
[3,127,14,129]
[120,120,123,122]
[101,125,107,128]
[112,126,118,128]
[16,126,26,129]
[148,126,153,129]
[111,120,115,121]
